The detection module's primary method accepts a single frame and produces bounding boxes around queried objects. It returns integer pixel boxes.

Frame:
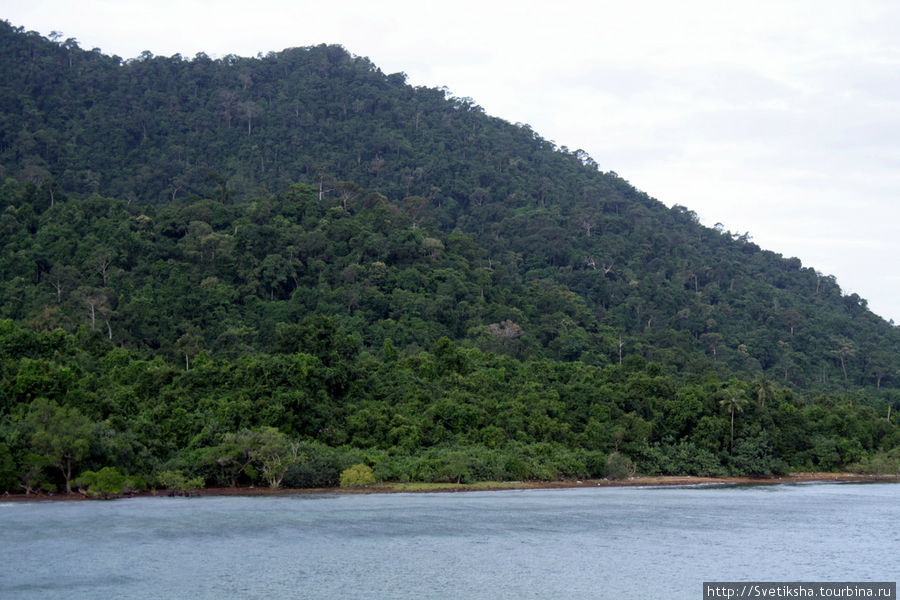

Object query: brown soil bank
[3,472,898,502]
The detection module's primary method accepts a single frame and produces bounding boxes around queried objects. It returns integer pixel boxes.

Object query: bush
[583,451,609,479]
[464,446,511,481]
[604,452,635,480]
[75,467,128,497]
[850,447,900,475]
[0,443,18,492]
[371,455,408,483]
[339,464,376,487]
[645,442,728,477]
[283,442,344,488]
[20,453,55,495]
[730,433,788,476]
[156,469,204,495]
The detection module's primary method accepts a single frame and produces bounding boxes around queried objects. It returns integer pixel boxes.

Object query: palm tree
[755,376,774,409]
[720,384,748,453]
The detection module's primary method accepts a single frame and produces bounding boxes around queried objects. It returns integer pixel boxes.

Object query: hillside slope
[1,20,895,390]
[0,21,897,493]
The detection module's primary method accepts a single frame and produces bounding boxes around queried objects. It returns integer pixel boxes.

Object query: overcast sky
[5,0,900,323]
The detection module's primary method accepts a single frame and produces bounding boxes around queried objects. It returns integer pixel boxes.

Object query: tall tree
[719,384,748,453]
[21,398,95,494]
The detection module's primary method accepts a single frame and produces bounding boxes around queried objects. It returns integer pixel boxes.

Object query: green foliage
[0,24,897,492]
[849,447,900,475]
[74,466,139,497]
[604,452,635,480]
[19,453,55,495]
[0,22,896,391]
[19,398,95,493]
[0,443,17,492]
[642,442,728,477]
[0,319,895,488]
[282,442,349,488]
[340,463,376,487]
[251,426,296,489]
[729,433,788,476]
[156,470,204,495]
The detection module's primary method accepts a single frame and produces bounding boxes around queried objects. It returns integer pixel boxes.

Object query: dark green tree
[21,398,95,493]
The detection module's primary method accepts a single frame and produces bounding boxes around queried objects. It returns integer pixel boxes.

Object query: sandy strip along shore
[3,472,898,502]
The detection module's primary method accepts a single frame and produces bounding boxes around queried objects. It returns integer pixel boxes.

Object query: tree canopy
[0,22,897,493]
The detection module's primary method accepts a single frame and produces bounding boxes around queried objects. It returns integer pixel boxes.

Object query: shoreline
[3,472,898,503]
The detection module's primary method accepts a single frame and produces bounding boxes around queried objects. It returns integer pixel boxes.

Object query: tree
[39,176,61,208]
[205,430,258,487]
[19,453,54,495]
[831,337,856,381]
[218,90,238,128]
[77,286,111,334]
[719,383,748,453]
[400,195,429,229]
[781,308,804,339]
[240,101,262,135]
[755,376,775,409]
[176,326,204,370]
[257,254,294,300]
[334,181,363,211]
[701,333,724,362]
[250,426,297,489]
[43,264,79,304]
[22,398,95,494]
[86,247,116,286]
[866,349,894,389]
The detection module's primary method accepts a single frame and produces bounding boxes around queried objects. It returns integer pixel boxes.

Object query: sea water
[1,483,897,599]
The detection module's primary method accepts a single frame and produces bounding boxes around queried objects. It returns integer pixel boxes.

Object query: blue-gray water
[1,483,897,599]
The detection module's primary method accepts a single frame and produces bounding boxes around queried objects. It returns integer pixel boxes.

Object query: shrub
[371,454,416,483]
[20,453,55,495]
[583,450,608,478]
[339,464,375,487]
[75,467,128,497]
[0,443,19,492]
[156,469,204,495]
[850,447,900,475]
[604,452,635,480]
[283,442,344,488]
[729,433,788,476]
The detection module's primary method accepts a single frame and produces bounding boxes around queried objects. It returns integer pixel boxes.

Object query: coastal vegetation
[0,21,897,494]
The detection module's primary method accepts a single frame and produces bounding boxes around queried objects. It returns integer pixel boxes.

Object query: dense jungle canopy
[1,21,897,493]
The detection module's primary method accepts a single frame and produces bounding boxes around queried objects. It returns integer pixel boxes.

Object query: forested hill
[0,21,898,493]
[1,20,895,389]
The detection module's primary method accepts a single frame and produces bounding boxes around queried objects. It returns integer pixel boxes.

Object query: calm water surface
[1,483,897,599]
